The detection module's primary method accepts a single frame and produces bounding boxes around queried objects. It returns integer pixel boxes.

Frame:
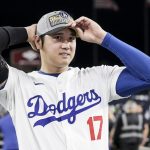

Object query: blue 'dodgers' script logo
[27,89,101,127]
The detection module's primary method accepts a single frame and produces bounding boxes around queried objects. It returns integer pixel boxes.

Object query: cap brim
[45,25,78,37]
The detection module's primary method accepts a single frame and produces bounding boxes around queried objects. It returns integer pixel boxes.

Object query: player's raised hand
[70,17,107,44]
[25,24,37,50]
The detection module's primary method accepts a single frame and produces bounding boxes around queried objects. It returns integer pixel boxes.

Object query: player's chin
[58,59,72,67]
[60,60,71,66]
[60,56,73,63]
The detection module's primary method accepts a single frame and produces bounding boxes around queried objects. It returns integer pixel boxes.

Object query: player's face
[40,28,76,72]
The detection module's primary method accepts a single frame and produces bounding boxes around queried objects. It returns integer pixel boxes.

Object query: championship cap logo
[48,11,70,27]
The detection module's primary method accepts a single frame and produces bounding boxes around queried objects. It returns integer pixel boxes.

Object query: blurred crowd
[109,91,150,150]
[0,106,18,150]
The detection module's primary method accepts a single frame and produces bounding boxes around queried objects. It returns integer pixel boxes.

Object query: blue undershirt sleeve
[101,33,150,97]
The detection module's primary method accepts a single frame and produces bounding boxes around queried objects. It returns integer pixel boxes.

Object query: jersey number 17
[87,116,103,141]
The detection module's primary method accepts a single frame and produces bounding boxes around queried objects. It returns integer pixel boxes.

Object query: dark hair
[39,35,45,47]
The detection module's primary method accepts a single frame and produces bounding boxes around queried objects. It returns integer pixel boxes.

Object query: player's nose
[61,41,70,50]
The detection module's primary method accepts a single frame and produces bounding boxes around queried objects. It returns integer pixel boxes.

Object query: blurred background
[0,0,150,150]
[0,0,150,68]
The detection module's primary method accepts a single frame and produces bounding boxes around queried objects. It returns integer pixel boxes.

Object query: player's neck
[40,65,69,74]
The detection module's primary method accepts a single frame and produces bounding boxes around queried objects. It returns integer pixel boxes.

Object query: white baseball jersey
[0,65,124,150]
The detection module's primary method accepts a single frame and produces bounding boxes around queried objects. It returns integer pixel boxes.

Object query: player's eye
[53,35,62,41]
[69,36,76,42]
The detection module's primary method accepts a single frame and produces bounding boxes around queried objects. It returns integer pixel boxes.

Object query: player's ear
[35,35,42,50]
[28,34,38,51]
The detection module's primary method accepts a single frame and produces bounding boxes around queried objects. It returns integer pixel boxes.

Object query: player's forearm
[0,27,28,86]
[0,27,28,52]
[101,33,150,81]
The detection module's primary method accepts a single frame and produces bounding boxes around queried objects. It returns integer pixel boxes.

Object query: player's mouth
[59,52,70,58]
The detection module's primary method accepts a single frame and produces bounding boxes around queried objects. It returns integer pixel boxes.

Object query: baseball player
[0,10,150,150]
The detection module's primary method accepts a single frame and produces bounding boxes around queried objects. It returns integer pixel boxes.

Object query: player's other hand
[25,24,37,51]
[70,17,107,45]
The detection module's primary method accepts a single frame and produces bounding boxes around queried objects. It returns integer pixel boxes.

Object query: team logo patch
[49,11,70,27]
[27,89,101,127]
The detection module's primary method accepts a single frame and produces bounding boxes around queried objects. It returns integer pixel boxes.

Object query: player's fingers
[75,16,86,23]
[75,16,90,25]
[68,21,76,28]
[68,20,76,26]
[75,27,84,38]
[29,41,38,51]
[75,17,91,30]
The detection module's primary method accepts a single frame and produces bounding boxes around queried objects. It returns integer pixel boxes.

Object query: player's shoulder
[69,65,107,77]
[78,65,119,73]
[74,65,125,79]
[8,65,28,77]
